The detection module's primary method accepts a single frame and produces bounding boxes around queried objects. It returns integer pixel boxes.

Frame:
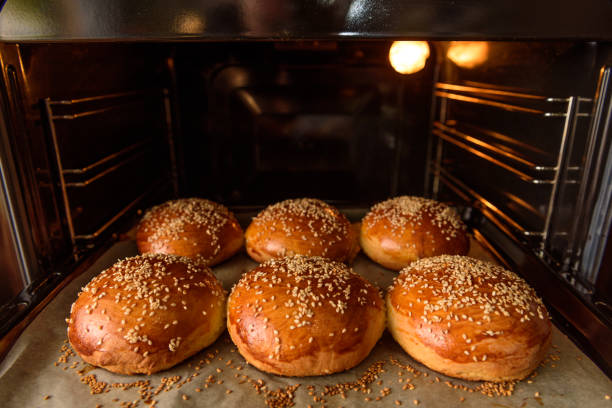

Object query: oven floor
[0,238,610,407]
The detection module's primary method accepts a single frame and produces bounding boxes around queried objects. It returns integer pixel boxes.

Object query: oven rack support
[41,89,178,258]
[431,122,580,185]
[433,164,543,239]
[429,82,592,264]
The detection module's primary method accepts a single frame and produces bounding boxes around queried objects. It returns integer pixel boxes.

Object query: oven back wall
[175,41,435,207]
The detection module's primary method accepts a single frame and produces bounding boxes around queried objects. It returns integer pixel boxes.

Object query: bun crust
[67,254,226,375]
[360,196,469,270]
[245,198,359,263]
[136,198,243,266]
[227,255,385,376]
[387,255,551,382]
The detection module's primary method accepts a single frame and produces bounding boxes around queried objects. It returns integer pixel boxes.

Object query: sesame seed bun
[245,198,359,263]
[136,198,244,267]
[360,196,469,270]
[67,254,227,375]
[227,255,385,376]
[387,255,551,382]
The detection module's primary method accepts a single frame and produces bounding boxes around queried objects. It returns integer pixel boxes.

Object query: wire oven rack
[428,82,593,269]
[41,89,178,258]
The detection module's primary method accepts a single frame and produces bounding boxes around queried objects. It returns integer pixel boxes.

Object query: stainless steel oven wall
[578,64,612,318]
[430,42,610,276]
[0,94,31,317]
[0,44,180,336]
[0,185,26,307]
[1,1,612,41]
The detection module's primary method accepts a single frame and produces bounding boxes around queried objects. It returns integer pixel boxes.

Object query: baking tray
[0,238,610,408]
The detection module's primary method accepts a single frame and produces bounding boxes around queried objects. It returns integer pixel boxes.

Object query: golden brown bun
[227,255,385,376]
[245,198,359,263]
[136,198,243,267]
[387,255,551,382]
[67,254,226,375]
[360,196,469,270]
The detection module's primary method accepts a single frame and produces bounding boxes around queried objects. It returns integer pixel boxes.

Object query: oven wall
[173,41,435,208]
[0,44,179,335]
[432,42,605,261]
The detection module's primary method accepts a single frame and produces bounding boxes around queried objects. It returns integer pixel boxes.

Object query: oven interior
[0,40,611,375]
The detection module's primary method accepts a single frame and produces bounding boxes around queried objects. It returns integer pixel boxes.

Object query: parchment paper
[0,239,610,408]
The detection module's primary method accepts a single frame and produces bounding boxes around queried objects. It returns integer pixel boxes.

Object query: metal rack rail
[42,89,178,257]
[429,82,592,259]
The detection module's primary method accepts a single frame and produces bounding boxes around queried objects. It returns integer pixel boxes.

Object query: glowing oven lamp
[389,41,430,74]
[447,42,489,68]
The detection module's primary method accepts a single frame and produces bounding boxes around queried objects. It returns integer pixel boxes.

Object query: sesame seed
[248,198,352,260]
[137,198,236,264]
[363,196,466,243]
[227,254,383,366]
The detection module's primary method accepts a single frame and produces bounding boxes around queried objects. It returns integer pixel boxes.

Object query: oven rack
[429,82,592,261]
[434,82,592,117]
[41,89,178,257]
[433,164,539,236]
[431,121,580,185]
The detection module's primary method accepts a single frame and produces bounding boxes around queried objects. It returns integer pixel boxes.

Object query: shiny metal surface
[572,67,612,288]
[1,0,612,41]
[540,96,579,252]
[0,65,35,323]
[0,165,26,307]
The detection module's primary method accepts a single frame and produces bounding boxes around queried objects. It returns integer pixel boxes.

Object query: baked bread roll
[67,254,226,375]
[245,198,359,263]
[136,198,243,266]
[387,255,551,382]
[360,196,469,270]
[227,255,385,376]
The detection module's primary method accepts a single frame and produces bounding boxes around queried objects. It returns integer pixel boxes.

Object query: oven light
[447,41,489,68]
[176,11,206,34]
[389,41,430,74]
